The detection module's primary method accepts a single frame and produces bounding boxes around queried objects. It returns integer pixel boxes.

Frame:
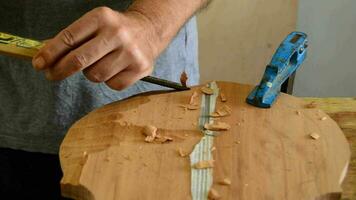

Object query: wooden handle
[0,32,43,59]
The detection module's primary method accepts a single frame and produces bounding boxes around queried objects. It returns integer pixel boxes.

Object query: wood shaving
[189,91,199,105]
[180,71,188,87]
[180,104,200,110]
[296,110,301,115]
[310,133,320,140]
[305,101,317,108]
[208,188,221,200]
[142,125,158,143]
[204,121,231,131]
[193,160,215,169]
[220,92,227,102]
[234,141,241,144]
[219,178,232,185]
[156,135,173,143]
[178,148,187,157]
[201,86,214,95]
[320,116,327,121]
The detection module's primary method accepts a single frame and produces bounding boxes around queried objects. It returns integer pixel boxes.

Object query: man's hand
[33,7,160,90]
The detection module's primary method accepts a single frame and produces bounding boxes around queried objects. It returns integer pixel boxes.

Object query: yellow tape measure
[0,32,44,59]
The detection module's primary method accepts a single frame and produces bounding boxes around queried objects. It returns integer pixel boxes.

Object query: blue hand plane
[246,32,308,108]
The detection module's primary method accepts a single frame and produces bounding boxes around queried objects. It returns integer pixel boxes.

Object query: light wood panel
[60,82,350,200]
[198,0,298,84]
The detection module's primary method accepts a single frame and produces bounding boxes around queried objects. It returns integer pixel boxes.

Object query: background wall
[197,0,356,97]
[293,0,356,97]
[197,0,298,85]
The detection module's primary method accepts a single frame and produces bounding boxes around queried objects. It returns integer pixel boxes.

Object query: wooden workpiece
[303,98,356,200]
[60,82,350,200]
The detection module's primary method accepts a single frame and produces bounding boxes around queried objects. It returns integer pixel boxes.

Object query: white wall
[294,0,356,97]
[197,0,298,85]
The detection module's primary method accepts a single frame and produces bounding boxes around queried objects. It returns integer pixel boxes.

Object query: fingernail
[33,56,45,70]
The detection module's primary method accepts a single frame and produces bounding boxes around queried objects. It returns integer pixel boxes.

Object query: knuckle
[95,6,114,22]
[95,6,113,15]
[71,53,87,70]
[39,49,52,64]
[85,71,105,83]
[114,27,131,41]
[60,29,76,47]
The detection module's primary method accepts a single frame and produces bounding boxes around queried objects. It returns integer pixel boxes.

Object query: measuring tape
[0,32,44,59]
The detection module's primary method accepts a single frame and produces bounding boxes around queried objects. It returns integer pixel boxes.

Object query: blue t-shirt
[0,0,199,154]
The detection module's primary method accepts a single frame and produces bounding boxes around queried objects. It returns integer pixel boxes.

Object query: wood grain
[60,82,350,200]
[304,98,356,200]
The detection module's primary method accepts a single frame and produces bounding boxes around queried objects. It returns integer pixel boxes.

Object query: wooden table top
[303,98,356,200]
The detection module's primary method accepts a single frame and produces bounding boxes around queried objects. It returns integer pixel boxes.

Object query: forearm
[127,0,209,55]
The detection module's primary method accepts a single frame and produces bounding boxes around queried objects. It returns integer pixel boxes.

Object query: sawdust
[201,86,214,95]
[193,160,215,169]
[204,121,231,131]
[208,188,221,199]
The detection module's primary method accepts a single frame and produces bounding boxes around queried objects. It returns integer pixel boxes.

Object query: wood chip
[296,110,301,115]
[142,125,157,137]
[219,178,232,185]
[201,86,214,95]
[210,105,232,117]
[178,148,187,157]
[210,146,216,152]
[320,116,327,121]
[305,101,317,108]
[220,92,227,102]
[310,133,320,140]
[193,160,215,169]
[189,91,199,105]
[142,125,158,143]
[208,188,221,200]
[204,121,231,131]
[180,71,188,87]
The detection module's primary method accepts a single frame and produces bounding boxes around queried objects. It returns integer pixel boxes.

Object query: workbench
[303,98,356,200]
